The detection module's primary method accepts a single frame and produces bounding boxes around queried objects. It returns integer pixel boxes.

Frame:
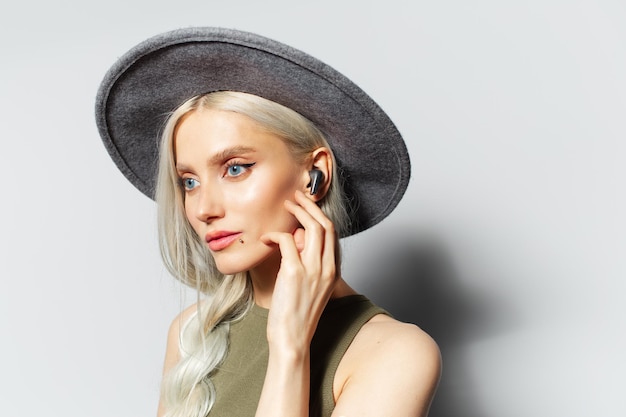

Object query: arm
[257,190,441,416]
[332,317,441,417]
[256,190,339,417]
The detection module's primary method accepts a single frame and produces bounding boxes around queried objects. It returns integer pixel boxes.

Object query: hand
[260,190,339,354]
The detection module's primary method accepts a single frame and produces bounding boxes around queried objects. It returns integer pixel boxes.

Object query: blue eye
[227,165,244,176]
[181,178,199,190]
[226,163,255,177]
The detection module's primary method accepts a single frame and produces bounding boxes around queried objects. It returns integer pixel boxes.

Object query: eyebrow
[176,145,257,172]
[209,145,257,164]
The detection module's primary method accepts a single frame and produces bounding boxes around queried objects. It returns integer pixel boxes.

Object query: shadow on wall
[353,231,516,417]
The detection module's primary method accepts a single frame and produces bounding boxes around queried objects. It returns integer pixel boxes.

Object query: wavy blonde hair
[156,91,350,416]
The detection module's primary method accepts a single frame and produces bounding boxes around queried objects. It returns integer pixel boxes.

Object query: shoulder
[167,302,200,339]
[163,302,200,366]
[334,315,441,416]
[364,314,440,362]
[353,314,441,380]
[157,302,200,416]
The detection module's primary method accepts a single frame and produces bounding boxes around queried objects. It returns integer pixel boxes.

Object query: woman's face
[174,108,307,275]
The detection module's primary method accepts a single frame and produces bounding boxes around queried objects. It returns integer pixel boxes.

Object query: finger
[292,191,337,256]
[293,190,337,272]
[293,190,333,226]
[286,193,337,281]
[284,199,324,265]
[260,231,302,267]
[293,228,305,252]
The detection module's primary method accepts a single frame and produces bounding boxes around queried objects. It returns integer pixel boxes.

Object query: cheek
[240,166,299,205]
[182,196,203,234]
[228,172,300,223]
[234,185,289,208]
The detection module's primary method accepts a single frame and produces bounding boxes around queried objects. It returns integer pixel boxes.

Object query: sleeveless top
[208,294,388,417]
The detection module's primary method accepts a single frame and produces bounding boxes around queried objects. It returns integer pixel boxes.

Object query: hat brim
[95,27,410,237]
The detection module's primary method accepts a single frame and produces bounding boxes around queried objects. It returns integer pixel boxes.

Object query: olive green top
[209,295,388,417]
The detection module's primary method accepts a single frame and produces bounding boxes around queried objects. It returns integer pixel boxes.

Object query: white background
[1,1,624,416]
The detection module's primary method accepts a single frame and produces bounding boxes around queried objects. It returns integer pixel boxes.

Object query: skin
[158,108,441,417]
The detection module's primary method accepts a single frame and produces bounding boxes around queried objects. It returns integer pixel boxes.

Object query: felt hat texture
[95,27,410,237]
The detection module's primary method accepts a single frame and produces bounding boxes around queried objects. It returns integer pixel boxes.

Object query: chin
[213,256,250,275]
[212,245,277,275]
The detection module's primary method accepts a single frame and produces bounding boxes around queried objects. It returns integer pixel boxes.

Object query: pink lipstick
[206,231,243,251]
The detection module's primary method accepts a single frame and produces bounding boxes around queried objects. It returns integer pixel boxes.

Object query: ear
[301,147,333,202]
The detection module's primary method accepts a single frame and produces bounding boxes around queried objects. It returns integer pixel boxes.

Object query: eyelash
[224,161,255,178]
[178,161,256,191]
[179,177,199,191]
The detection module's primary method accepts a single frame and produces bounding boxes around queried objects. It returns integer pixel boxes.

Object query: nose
[192,184,224,224]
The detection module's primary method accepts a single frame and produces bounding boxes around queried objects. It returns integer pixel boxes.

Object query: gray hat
[95,27,410,237]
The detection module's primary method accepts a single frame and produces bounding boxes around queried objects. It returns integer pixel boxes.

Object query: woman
[96,28,440,417]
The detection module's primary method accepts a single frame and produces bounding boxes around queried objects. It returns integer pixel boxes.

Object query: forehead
[174,108,291,161]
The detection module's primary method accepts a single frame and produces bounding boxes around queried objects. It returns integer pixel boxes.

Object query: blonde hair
[156,91,349,416]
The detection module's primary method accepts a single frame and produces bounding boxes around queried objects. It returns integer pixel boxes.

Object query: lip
[205,231,243,251]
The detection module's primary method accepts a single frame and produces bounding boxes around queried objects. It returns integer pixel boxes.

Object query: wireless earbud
[307,169,325,195]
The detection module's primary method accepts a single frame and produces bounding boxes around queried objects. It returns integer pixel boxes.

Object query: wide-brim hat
[95,27,410,237]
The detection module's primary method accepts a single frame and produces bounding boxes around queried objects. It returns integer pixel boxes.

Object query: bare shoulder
[157,302,200,417]
[351,314,441,380]
[362,314,440,362]
[333,314,441,416]
[168,302,200,337]
[163,302,200,367]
